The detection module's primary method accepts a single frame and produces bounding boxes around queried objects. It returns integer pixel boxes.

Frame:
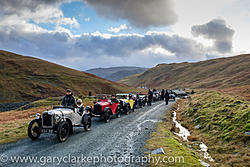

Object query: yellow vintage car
[116,93,135,115]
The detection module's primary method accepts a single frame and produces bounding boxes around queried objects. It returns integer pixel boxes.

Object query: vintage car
[139,95,147,107]
[166,90,176,101]
[152,92,161,102]
[116,93,135,115]
[28,106,92,142]
[92,95,121,123]
[169,93,176,101]
[134,94,147,108]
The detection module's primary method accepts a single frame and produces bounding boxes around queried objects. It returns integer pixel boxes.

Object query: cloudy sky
[0,0,249,70]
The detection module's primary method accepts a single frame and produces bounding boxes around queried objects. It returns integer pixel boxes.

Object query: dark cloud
[1,0,177,28]
[83,0,177,28]
[0,0,68,15]
[74,33,205,61]
[0,0,78,28]
[191,19,234,53]
[0,28,206,70]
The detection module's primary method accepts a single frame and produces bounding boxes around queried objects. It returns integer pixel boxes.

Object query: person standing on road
[148,89,153,105]
[161,89,165,101]
[165,90,170,105]
[61,89,76,107]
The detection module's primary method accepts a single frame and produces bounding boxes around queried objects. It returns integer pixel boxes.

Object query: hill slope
[0,50,131,103]
[86,66,147,81]
[120,54,250,93]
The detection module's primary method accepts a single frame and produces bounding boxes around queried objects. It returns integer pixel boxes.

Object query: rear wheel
[148,100,151,106]
[125,105,130,115]
[84,116,92,131]
[28,119,41,140]
[116,107,121,118]
[57,121,70,142]
[132,103,135,112]
[104,111,111,123]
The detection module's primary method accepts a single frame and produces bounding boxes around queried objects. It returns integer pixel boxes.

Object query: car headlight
[55,114,61,121]
[35,113,41,119]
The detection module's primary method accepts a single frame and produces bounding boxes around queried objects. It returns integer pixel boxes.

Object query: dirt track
[0,101,175,167]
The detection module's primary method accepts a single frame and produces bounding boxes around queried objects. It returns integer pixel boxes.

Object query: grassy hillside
[106,68,147,81]
[0,50,131,103]
[86,66,147,81]
[146,90,249,167]
[120,54,250,99]
[175,91,250,166]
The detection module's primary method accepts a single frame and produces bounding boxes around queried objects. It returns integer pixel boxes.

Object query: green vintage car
[116,93,135,115]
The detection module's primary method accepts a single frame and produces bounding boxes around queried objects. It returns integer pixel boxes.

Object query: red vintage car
[91,95,121,123]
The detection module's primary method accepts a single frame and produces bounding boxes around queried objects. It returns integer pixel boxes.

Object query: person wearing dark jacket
[61,89,76,107]
[147,89,153,105]
[161,89,165,101]
[165,90,170,105]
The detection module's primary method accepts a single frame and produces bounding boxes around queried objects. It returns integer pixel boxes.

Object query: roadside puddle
[172,108,190,141]
[172,104,214,166]
[199,143,215,162]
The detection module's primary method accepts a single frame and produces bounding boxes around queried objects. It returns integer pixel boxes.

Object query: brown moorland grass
[0,50,132,103]
[175,90,250,167]
[119,54,250,99]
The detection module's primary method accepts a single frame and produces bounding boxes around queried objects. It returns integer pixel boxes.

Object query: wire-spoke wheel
[28,119,41,140]
[84,116,92,131]
[57,121,70,142]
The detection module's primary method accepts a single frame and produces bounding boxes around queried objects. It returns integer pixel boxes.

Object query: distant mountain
[85,66,148,81]
[0,50,131,103]
[119,54,250,99]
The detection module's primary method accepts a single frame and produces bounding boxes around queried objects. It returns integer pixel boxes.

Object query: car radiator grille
[42,113,53,127]
[94,104,102,114]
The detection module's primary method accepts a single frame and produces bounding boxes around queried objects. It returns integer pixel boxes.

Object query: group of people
[61,89,84,115]
[61,88,172,114]
[148,89,170,105]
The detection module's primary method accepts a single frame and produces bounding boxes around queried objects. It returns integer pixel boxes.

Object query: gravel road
[0,101,175,167]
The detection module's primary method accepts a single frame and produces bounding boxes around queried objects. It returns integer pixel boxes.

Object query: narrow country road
[0,101,175,167]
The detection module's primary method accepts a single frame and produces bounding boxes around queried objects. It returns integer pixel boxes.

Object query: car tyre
[28,119,41,140]
[116,107,121,118]
[104,111,111,123]
[84,116,92,131]
[57,121,70,142]
[125,105,129,115]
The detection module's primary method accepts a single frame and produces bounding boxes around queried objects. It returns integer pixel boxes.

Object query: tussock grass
[145,108,202,167]
[177,90,250,167]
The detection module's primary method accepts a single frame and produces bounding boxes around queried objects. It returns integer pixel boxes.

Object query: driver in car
[111,95,118,102]
[61,89,76,107]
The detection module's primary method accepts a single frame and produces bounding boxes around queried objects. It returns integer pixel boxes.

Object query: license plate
[42,129,53,133]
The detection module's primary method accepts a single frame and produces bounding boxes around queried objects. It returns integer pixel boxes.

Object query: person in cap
[61,89,76,107]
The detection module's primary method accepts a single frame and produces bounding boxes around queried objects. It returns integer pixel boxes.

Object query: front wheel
[28,119,41,140]
[125,105,130,115]
[104,111,111,123]
[83,116,92,131]
[116,107,121,118]
[57,121,70,142]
